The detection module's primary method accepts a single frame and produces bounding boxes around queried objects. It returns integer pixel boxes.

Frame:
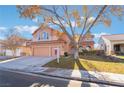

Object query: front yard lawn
[43,55,124,74]
[114,55,124,60]
[0,60,4,62]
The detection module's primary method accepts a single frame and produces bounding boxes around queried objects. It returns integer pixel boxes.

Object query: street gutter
[33,72,124,87]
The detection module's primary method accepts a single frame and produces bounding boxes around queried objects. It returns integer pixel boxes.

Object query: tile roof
[32,24,63,35]
[102,34,124,41]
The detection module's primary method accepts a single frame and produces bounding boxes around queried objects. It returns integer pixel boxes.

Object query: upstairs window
[37,34,41,41]
[42,32,49,40]
[36,32,50,41]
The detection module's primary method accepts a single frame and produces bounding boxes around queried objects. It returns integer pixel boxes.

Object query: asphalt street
[0,69,116,87]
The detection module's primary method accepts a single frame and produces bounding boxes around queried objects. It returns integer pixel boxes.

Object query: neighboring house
[0,38,31,56]
[0,40,5,55]
[30,25,94,57]
[99,34,124,55]
[82,32,94,49]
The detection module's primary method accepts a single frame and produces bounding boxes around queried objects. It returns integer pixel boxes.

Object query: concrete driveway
[0,56,56,70]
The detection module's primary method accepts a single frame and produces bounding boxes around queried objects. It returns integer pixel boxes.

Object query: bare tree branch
[81,5,108,42]
[78,17,88,44]
[63,6,75,39]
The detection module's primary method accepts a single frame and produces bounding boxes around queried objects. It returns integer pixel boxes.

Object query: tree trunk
[12,51,15,57]
[73,44,79,60]
[12,49,16,57]
[74,48,79,60]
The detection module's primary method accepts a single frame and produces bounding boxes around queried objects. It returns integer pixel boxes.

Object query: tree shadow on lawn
[76,59,106,87]
[43,57,76,69]
[41,57,76,87]
[43,57,106,87]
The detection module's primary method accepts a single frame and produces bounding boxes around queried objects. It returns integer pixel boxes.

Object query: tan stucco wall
[31,42,70,56]
[31,27,71,56]
[20,46,32,56]
[100,37,112,55]
[33,28,60,41]
[100,37,124,55]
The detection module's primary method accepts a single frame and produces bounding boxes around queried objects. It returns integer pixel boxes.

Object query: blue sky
[0,5,124,47]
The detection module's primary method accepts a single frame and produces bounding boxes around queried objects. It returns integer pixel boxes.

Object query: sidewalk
[23,66,124,86]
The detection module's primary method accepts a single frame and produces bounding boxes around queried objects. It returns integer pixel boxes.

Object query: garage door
[33,47,50,56]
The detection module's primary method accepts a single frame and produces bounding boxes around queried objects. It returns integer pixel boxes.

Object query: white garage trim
[33,45,62,56]
[49,46,51,56]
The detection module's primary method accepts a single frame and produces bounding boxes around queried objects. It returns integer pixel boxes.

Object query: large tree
[2,29,25,56]
[17,5,124,59]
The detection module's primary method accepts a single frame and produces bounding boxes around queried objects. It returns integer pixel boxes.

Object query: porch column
[110,43,114,55]
[120,44,124,53]
[49,46,51,56]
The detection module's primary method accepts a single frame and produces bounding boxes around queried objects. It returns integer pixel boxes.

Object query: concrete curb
[0,67,76,82]
[32,72,124,87]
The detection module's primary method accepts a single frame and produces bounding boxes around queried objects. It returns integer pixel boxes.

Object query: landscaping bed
[43,55,124,74]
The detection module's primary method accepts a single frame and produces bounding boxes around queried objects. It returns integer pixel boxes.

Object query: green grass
[114,55,124,59]
[43,55,124,74]
[43,57,78,69]
[0,60,4,62]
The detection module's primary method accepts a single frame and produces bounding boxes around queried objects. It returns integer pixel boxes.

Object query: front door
[53,48,60,57]
[54,49,57,55]
[114,44,120,54]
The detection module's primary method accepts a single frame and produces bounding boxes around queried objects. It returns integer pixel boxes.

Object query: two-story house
[30,25,94,57]
[82,32,94,49]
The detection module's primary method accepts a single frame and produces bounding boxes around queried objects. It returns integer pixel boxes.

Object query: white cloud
[0,27,7,40]
[49,16,95,28]
[14,25,38,34]
[0,27,7,31]
[62,21,77,27]
[64,16,95,28]
[81,16,95,22]
[0,26,38,39]
[0,36,5,40]
[94,43,100,49]
[94,32,110,38]
[64,21,77,27]
[31,16,95,29]
[93,32,110,49]
[32,18,39,23]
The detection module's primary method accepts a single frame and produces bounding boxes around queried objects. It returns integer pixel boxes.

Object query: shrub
[79,50,105,56]
[0,53,5,56]
[64,52,68,57]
